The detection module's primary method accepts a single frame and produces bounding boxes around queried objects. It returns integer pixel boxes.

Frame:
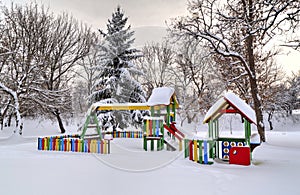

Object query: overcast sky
[7,0,189,30]
[3,0,299,74]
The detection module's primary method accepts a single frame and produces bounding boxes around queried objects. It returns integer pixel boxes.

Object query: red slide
[163,122,185,141]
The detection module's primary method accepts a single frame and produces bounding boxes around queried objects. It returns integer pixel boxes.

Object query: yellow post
[146,119,149,136]
[92,140,96,153]
[90,140,94,153]
[179,140,182,151]
[78,140,81,152]
[193,140,198,162]
[55,139,59,151]
[66,139,70,151]
[44,138,48,150]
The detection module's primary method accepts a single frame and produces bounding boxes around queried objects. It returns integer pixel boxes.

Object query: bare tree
[135,42,175,98]
[171,0,300,142]
[172,39,222,124]
[36,13,93,133]
[75,34,100,107]
[0,3,93,134]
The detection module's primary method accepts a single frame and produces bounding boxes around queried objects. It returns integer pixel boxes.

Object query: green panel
[216,119,219,138]
[143,136,147,151]
[150,106,155,117]
[151,140,154,151]
[93,114,102,140]
[166,105,170,126]
[208,121,212,138]
[198,140,203,164]
[184,139,189,158]
[172,102,176,122]
[80,115,91,139]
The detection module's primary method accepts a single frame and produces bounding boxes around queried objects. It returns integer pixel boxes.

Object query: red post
[64,139,67,151]
[189,141,193,161]
[42,138,45,150]
[149,120,152,136]
[88,140,91,153]
[75,139,78,152]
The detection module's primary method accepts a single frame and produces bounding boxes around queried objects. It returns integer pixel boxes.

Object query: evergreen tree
[91,6,146,130]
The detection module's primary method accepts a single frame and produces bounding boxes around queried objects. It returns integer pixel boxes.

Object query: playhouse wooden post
[166,105,170,127]
[244,119,251,146]
[198,140,203,164]
[193,140,198,162]
[151,140,154,151]
[172,100,176,122]
[184,139,189,158]
[208,121,212,138]
[143,136,147,151]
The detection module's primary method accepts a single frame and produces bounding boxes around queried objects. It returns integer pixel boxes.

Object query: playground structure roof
[147,87,179,108]
[91,87,178,111]
[203,92,257,125]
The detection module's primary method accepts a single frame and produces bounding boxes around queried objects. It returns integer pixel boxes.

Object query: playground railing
[38,136,110,154]
[184,139,214,165]
[103,131,143,139]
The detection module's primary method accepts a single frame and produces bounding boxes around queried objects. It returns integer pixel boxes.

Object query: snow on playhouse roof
[147,87,178,107]
[203,92,256,125]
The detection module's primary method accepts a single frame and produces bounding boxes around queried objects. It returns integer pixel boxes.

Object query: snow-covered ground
[0,115,299,195]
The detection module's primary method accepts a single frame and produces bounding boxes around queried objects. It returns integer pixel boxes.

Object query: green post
[151,140,154,151]
[172,101,176,122]
[80,114,91,139]
[81,139,84,152]
[198,140,203,164]
[184,139,189,158]
[209,141,214,159]
[160,120,164,150]
[93,113,102,140]
[216,119,219,139]
[143,136,147,151]
[150,106,155,117]
[208,121,212,138]
[244,119,251,146]
[166,105,170,127]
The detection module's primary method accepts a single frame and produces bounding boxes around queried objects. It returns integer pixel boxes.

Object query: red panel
[229,147,251,166]
[189,141,193,161]
[149,120,152,136]
[220,109,239,113]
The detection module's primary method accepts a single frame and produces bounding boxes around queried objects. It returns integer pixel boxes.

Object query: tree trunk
[53,109,66,134]
[246,36,266,142]
[245,0,265,142]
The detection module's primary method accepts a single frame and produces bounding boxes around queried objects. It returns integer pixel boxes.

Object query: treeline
[0,2,299,136]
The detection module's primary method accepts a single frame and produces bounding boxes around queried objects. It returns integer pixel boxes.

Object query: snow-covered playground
[0,113,299,195]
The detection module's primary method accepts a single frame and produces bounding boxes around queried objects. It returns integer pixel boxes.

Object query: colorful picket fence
[104,131,143,138]
[38,136,110,154]
[144,116,164,137]
[184,139,214,165]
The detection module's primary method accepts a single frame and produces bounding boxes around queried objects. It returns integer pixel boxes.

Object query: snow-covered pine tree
[91,6,146,130]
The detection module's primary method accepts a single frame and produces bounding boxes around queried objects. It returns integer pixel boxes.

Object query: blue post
[156,120,159,136]
[84,140,88,152]
[204,140,208,164]
[60,139,64,151]
[49,137,52,151]
[38,138,42,150]
[71,139,75,152]
[97,140,101,153]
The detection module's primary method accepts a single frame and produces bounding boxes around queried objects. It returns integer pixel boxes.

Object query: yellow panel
[97,105,150,111]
